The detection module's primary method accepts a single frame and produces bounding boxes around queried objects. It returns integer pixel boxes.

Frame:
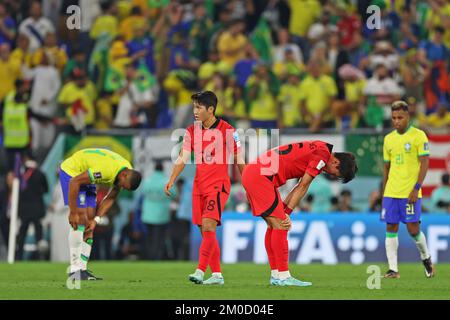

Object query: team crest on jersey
[94,172,102,179]
[404,142,411,153]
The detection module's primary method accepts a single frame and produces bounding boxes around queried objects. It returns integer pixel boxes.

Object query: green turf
[0,262,449,300]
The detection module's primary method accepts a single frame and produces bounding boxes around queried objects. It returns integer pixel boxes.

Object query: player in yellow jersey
[60,148,141,280]
[382,101,435,279]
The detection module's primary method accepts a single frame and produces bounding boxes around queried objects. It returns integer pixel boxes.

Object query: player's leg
[404,200,435,278]
[382,197,400,278]
[68,206,88,276]
[262,217,279,284]
[189,194,207,284]
[266,215,311,287]
[204,190,229,285]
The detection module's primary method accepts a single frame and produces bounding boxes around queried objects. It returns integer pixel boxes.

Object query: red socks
[265,227,277,270]
[209,237,221,273]
[198,231,216,272]
[271,229,289,272]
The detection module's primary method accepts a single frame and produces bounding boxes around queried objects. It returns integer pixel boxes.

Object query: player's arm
[233,150,246,175]
[164,148,190,196]
[408,155,429,203]
[87,185,121,231]
[284,173,315,212]
[68,171,92,229]
[382,161,390,195]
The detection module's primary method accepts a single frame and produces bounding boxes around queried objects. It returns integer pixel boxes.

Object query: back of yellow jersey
[383,126,429,198]
[60,148,132,186]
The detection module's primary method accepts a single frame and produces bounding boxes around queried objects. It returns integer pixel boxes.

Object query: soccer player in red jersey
[242,140,358,286]
[164,91,245,285]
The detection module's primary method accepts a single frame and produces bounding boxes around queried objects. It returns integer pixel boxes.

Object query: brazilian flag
[104,65,125,92]
[250,17,273,64]
[148,0,169,8]
[134,63,156,92]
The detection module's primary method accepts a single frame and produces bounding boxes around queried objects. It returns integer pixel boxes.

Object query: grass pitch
[0,262,449,300]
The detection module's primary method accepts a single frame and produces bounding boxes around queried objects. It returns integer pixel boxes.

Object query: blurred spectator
[30,32,68,72]
[224,75,249,129]
[204,71,231,120]
[233,50,258,87]
[400,49,426,105]
[127,21,155,74]
[332,64,366,131]
[119,6,147,42]
[246,63,279,129]
[347,31,371,70]
[57,69,97,133]
[94,91,113,130]
[26,51,61,161]
[89,1,118,42]
[1,79,32,170]
[18,0,55,54]
[273,47,304,81]
[198,50,220,88]
[92,185,119,261]
[116,211,144,260]
[362,63,403,130]
[398,8,420,53]
[273,27,303,64]
[369,183,383,212]
[217,19,250,69]
[425,0,450,48]
[11,33,31,67]
[169,176,192,260]
[430,173,450,213]
[333,189,355,212]
[287,0,321,61]
[334,2,361,49]
[299,59,337,132]
[305,174,333,213]
[0,1,16,48]
[189,3,213,63]
[78,0,101,57]
[277,71,303,129]
[113,64,159,129]
[418,26,449,63]
[168,30,199,72]
[16,152,48,260]
[140,161,171,260]
[62,48,87,82]
[418,104,450,133]
[0,43,21,102]
[365,40,400,73]
[163,69,195,129]
[307,9,334,48]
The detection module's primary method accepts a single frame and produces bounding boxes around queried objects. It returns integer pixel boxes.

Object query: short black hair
[191,90,218,114]
[129,169,142,191]
[341,189,352,197]
[391,100,409,112]
[334,152,358,184]
[155,160,164,172]
[435,26,445,35]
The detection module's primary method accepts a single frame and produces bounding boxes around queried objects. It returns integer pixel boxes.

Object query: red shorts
[241,164,285,220]
[192,184,230,226]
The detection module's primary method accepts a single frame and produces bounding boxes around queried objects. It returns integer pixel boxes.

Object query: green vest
[2,92,29,148]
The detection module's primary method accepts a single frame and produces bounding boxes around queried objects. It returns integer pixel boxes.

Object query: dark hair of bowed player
[324,152,358,184]
[115,168,142,191]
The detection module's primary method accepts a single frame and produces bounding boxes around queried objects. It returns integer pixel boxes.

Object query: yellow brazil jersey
[277,83,302,126]
[60,148,132,186]
[383,126,430,198]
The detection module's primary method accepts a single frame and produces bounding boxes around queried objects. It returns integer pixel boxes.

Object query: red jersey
[254,140,333,187]
[182,118,240,194]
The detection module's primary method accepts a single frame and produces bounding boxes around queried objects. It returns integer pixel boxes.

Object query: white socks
[413,231,430,260]
[385,232,399,272]
[80,239,93,271]
[212,272,223,278]
[68,226,85,273]
[278,271,291,280]
[271,269,279,279]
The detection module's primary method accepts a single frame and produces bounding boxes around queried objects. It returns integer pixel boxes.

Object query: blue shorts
[59,169,97,208]
[381,197,422,224]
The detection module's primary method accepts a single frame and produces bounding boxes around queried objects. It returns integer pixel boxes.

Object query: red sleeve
[305,149,331,177]
[182,126,193,152]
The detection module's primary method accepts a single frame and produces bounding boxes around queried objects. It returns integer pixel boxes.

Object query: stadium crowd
[0,0,449,261]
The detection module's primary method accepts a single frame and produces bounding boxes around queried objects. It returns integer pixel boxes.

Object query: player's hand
[85,219,97,233]
[281,214,292,231]
[408,189,419,204]
[164,181,173,197]
[69,212,78,230]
